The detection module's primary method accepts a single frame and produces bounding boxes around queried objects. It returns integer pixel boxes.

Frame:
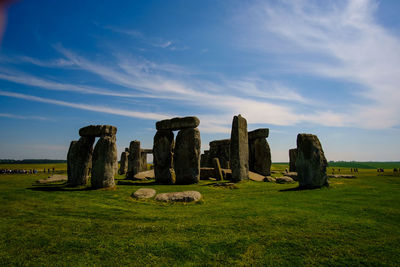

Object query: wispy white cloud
[0,90,171,120]
[0,113,49,121]
[239,0,400,129]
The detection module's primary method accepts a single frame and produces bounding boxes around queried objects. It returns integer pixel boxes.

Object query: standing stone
[67,136,95,186]
[200,150,210,167]
[174,128,201,184]
[118,151,129,175]
[91,135,118,188]
[212,158,223,181]
[153,130,175,184]
[126,141,141,179]
[140,150,148,172]
[296,134,328,188]
[230,115,249,182]
[248,130,271,176]
[289,148,297,172]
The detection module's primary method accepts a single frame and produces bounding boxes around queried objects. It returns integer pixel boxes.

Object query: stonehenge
[67,125,118,188]
[296,133,328,188]
[153,116,201,184]
[230,115,249,181]
[65,117,331,191]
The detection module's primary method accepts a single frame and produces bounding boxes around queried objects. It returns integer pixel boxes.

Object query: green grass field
[0,163,399,266]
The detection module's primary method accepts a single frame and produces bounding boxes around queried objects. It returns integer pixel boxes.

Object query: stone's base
[155,191,202,202]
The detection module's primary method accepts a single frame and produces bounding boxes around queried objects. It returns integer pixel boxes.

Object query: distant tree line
[0,159,67,164]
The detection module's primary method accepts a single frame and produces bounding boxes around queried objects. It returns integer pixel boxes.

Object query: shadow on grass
[117,180,158,186]
[279,186,328,192]
[27,183,95,192]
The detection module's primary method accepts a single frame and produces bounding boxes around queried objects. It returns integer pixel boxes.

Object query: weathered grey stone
[276,176,295,184]
[209,139,230,169]
[67,136,95,186]
[200,150,210,167]
[79,125,117,137]
[37,175,68,184]
[126,140,141,179]
[212,158,223,181]
[132,188,156,199]
[200,167,215,180]
[248,128,269,140]
[230,115,249,182]
[174,128,201,184]
[134,169,155,180]
[156,116,200,131]
[248,171,265,182]
[289,148,297,172]
[249,137,271,176]
[328,174,355,179]
[91,135,118,188]
[153,130,175,184]
[118,151,129,175]
[155,191,202,202]
[296,133,329,188]
[263,176,276,182]
[284,172,298,181]
[140,150,147,172]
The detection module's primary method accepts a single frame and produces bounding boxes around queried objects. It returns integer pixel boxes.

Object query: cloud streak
[239,0,400,129]
[0,90,170,121]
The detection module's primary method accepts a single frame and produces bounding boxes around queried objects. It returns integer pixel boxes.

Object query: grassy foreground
[0,164,399,266]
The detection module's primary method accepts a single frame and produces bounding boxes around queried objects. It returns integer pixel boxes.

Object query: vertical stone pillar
[118,148,129,175]
[153,130,175,184]
[91,134,118,188]
[296,134,328,188]
[174,128,201,184]
[67,136,95,186]
[289,148,297,172]
[248,128,271,176]
[126,140,141,179]
[230,115,249,181]
[140,150,147,172]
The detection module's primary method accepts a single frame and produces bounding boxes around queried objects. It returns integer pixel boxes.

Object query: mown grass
[0,163,399,266]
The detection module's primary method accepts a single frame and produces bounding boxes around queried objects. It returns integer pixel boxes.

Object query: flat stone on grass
[155,191,202,202]
[276,176,295,184]
[132,188,156,199]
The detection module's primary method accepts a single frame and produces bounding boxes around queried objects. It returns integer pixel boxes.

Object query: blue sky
[0,0,399,161]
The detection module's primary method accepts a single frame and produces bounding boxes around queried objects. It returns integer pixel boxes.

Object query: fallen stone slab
[134,169,155,180]
[248,171,265,182]
[36,175,68,184]
[132,188,156,199]
[276,176,295,184]
[156,116,200,131]
[328,174,356,179]
[248,128,269,140]
[155,191,202,202]
[263,176,276,182]
[79,125,117,137]
[283,172,298,181]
